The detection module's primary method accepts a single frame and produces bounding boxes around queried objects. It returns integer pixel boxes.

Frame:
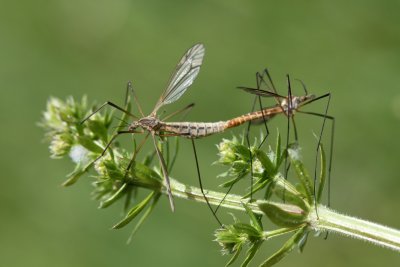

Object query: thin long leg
[281,75,294,204]
[291,116,298,142]
[284,75,293,181]
[124,132,151,177]
[299,94,333,241]
[245,109,254,202]
[262,68,283,106]
[255,71,270,148]
[129,82,145,118]
[124,81,133,107]
[297,93,332,215]
[298,102,334,208]
[314,95,331,216]
[215,71,271,212]
[237,69,285,103]
[81,101,137,124]
[161,103,195,121]
[158,133,183,137]
[151,133,175,211]
[214,183,234,214]
[245,71,272,201]
[94,130,133,162]
[191,139,223,226]
[245,73,260,202]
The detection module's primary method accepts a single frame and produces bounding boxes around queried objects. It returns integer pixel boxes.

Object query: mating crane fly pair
[82,44,333,222]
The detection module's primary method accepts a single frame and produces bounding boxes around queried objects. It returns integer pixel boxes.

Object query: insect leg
[191,139,223,226]
[81,101,137,124]
[151,133,175,211]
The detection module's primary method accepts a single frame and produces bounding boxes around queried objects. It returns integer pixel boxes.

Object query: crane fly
[81,44,325,225]
[239,69,335,211]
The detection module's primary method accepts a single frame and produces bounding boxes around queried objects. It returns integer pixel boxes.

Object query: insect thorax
[280,95,315,115]
[138,117,161,131]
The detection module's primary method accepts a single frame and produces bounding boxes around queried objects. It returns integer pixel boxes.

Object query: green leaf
[127,193,161,244]
[270,174,309,212]
[225,245,242,266]
[241,241,262,267]
[254,149,275,177]
[288,147,313,203]
[274,131,283,168]
[242,203,263,232]
[233,144,252,161]
[142,151,156,166]
[258,201,307,228]
[112,191,155,229]
[232,223,261,238]
[99,183,127,209]
[297,231,309,253]
[242,178,272,198]
[62,162,91,186]
[260,228,308,267]
[87,119,109,142]
[219,176,242,188]
[77,136,104,154]
[317,143,326,203]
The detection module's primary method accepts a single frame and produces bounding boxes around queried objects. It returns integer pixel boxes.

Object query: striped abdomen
[158,106,283,138]
[159,121,226,138]
[225,106,282,129]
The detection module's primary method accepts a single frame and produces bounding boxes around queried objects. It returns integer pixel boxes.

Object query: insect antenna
[128,82,145,118]
[295,78,309,95]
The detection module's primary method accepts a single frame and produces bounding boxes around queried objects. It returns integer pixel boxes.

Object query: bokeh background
[1,1,399,266]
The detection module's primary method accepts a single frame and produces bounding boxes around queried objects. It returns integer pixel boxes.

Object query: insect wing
[152,44,205,113]
[239,87,283,98]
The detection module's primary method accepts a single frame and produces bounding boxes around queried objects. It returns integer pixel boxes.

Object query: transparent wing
[152,43,205,114]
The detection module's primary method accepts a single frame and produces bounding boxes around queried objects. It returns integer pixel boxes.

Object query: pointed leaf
[274,131,282,167]
[241,241,262,267]
[260,228,307,267]
[232,223,260,237]
[127,193,161,244]
[62,162,91,186]
[297,231,309,253]
[233,144,252,161]
[225,245,242,266]
[258,201,306,228]
[113,191,155,229]
[99,183,127,209]
[271,174,309,212]
[254,150,275,177]
[77,136,103,154]
[242,178,271,198]
[317,143,326,203]
[288,147,313,203]
[242,203,262,232]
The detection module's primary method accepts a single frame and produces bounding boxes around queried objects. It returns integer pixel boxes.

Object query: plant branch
[162,177,299,216]
[309,205,400,252]
[164,177,400,252]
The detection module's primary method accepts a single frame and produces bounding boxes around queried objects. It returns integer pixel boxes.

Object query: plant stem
[309,205,400,252]
[163,178,400,252]
[166,177,303,216]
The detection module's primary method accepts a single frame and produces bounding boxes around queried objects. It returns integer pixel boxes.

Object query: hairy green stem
[309,205,400,252]
[165,178,299,216]
[160,178,400,251]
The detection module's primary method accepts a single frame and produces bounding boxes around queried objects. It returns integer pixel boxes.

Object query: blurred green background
[1,0,400,266]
